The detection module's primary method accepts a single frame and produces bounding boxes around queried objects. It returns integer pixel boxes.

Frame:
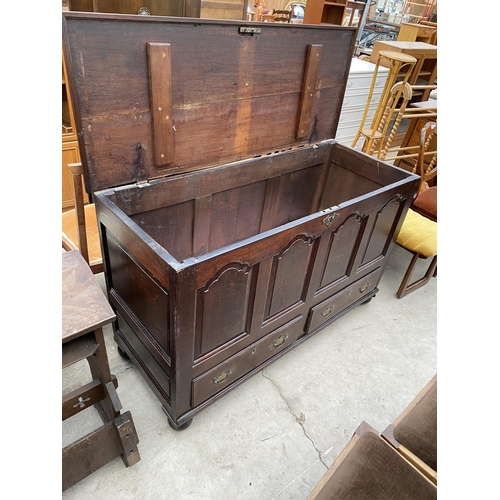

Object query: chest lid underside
[62,13,357,193]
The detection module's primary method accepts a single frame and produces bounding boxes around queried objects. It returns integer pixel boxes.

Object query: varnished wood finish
[62,53,86,211]
[61,162,104,274]
[297,44,323,139]
[62,250,140,490]
[97,142,418,427]
[369,41,437,102]
[63,14,419,429]
[303,0,348,25]
[62,251,114,342]
[62,13,356,192]
[147,43,174,166]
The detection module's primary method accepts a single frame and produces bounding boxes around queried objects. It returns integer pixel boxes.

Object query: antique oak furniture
[62,250,140,490]
[62,13,419,429]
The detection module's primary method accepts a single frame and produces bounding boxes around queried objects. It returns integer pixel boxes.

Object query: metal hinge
[239,27,261,35]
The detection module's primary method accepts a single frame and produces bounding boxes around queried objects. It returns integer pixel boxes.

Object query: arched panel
[266,235,316,319]
[195,263,255,359]
[318,212,366,292]
[360,194,407,267]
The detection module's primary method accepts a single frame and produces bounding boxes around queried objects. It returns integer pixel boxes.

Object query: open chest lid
[62,12,356,193]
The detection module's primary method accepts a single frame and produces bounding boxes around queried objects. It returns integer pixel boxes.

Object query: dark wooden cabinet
[63,13,419,429]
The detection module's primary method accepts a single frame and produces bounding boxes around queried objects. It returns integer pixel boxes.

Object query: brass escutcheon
[323,213,339,226]
[321,306,334,317]
[273,334,289,348]
[213,370,232,385]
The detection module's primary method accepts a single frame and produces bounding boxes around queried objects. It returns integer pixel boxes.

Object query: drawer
[345,74,387,93]
[306,268,382,333]
[341,90,383,109]
[191,315,304,407]
[338,107,376,127]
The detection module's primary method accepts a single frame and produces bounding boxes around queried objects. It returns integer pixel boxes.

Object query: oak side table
[62,250,140,491]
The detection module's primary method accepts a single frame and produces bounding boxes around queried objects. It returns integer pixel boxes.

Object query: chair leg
[396,252,437,299]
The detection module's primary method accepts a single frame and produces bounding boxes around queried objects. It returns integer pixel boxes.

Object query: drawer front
[306,268,382,334]
[192,315,304,407]
[345,74,387,93]
[341,90,383,109]
[338,107,376,128]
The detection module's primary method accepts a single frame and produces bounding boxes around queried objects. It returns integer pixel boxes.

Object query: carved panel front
[195,263,256,359]
[316,212,366,294]
[265,235,317,320]
[360,194,406,267]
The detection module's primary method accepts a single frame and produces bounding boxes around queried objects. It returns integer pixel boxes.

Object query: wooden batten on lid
[62,13,357,193]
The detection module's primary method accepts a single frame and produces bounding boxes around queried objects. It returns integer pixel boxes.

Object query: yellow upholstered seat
[395,209,437,298]
[396,209,437,258]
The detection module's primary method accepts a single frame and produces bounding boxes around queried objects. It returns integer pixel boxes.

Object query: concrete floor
[62,243,437,500]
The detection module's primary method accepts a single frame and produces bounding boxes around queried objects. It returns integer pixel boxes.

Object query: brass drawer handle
[359,283,370,293]
[321,306,334,317]
[213,370,232,385]
[273,334,289,348]
[323,213,339,226]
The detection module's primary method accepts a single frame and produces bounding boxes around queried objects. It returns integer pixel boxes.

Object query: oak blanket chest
[62,13,419,429]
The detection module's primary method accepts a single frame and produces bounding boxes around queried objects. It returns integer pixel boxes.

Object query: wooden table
[369,41,437,102]
[62,250,140,491]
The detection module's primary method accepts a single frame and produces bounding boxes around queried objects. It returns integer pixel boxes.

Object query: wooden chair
[376,81,414,159]
[62,162,104,274]
[382,374,437,485]
[356,80,415,159]
[395,208,437,298]
[411,121,437,222]
[306,421,437,499]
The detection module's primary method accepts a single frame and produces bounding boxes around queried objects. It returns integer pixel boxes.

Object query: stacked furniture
[335,57,389,151]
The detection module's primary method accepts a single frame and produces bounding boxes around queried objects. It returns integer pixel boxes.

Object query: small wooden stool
[62,250,140,491]
[395,209,437,298]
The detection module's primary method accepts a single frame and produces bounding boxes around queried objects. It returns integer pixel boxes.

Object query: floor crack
[262,370,328,469]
